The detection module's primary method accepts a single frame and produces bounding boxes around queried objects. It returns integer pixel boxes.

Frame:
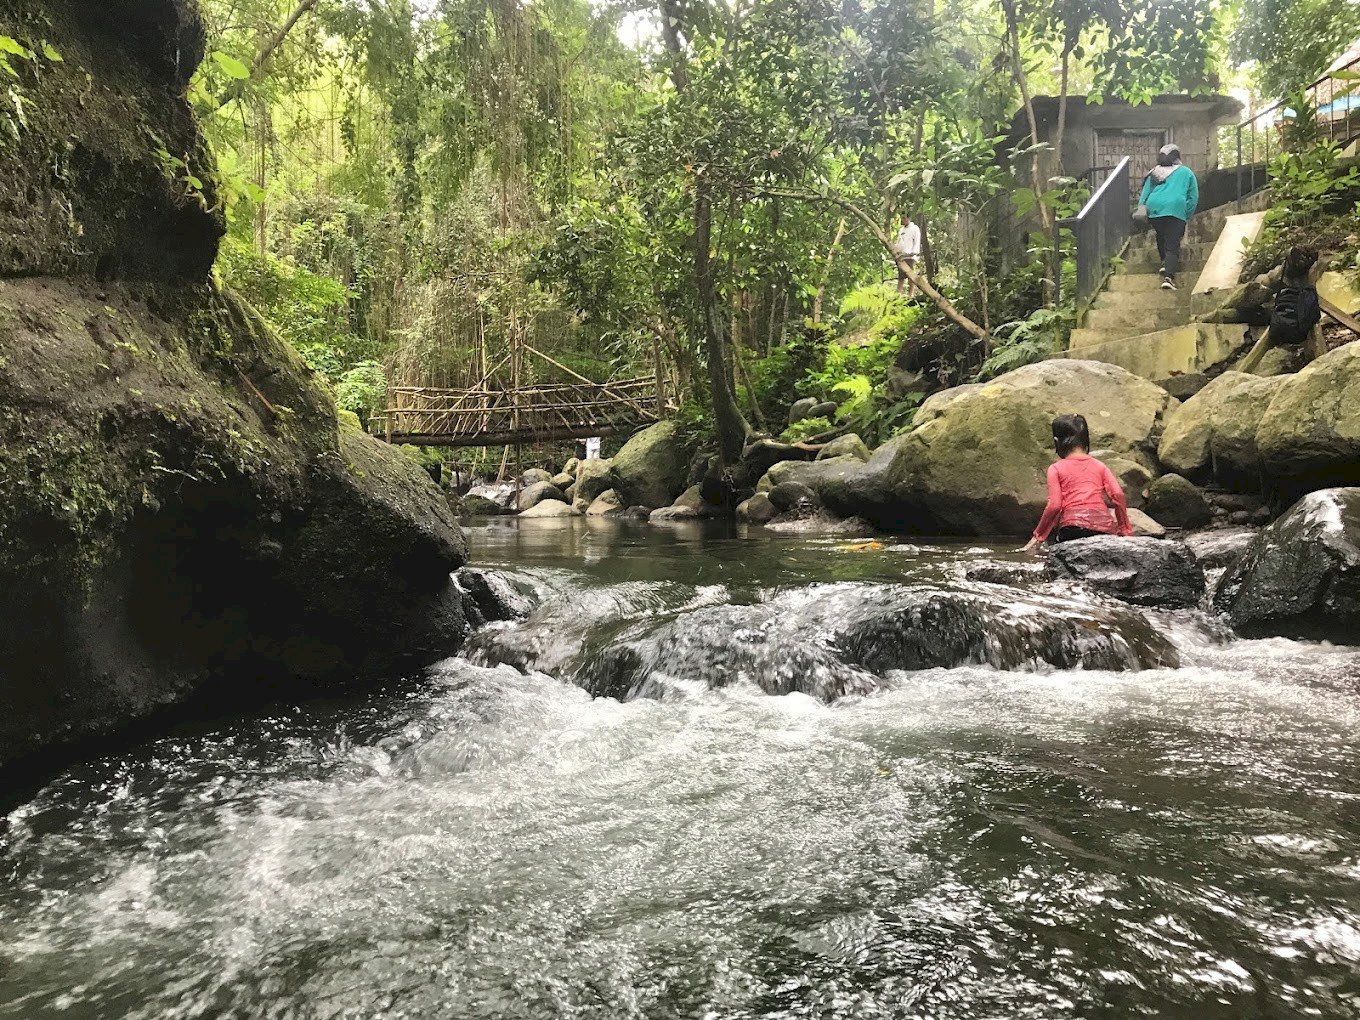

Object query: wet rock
[455,567,534,626]
[737,492,778,524]
[1185,526,1257,571]
[817,433,871,462]
[1213,488,1360,640]
[1128,508,1167,538]
[611,421,695,509]
[837,360,1178,536]
[769,481,820,512]
[788,397,820,426]
[519,499,575,519]
[456,494,506,517]
[672,484,706,511]
[649,505,704,522]
[963,560,1049,586]
[1045,536,1206,609]
[550,471,574,490]
[465,482,516,511]
[763,456,864,508]
[1144,474,1212,529]
[587,489,624,516]
[517,481,566,512]
[1257,343,1360,495]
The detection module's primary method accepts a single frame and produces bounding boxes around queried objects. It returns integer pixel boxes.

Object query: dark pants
[1151,216,1186,279]
[1056,526,1103,543]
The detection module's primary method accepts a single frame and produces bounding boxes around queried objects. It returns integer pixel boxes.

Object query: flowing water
[3,519,1360,1018]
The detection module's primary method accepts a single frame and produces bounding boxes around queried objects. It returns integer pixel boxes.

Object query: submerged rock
[1046,536,1206,609]
[1213,488,1360,640]
[519,499,576,519]
[474,579,1180,704]
[455,567,535,626]
[455,494,506,517]
[649,505,705,522]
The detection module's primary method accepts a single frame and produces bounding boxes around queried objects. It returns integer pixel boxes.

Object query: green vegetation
[193,0,1360,460]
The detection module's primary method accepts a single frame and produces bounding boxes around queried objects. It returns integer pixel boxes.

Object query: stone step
[1122,251,1210,275]
[1063,322,1248,378]
[1107,273,1178,293]
[1081,305,1190,339]
[1093,287,1193,311]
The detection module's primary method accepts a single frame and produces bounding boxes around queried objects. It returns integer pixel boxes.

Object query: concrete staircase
[1062,202,1262,380]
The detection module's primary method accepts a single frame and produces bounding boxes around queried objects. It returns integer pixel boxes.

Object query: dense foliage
[191,0,1360,462]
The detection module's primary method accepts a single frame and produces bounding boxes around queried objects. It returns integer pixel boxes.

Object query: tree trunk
[1050,46,1072,300]
[812,217,847,324]
[695,181,751,463]
[1001,0,1055,304]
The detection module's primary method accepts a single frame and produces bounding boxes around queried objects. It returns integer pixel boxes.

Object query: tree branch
[216,0,321,109]
[751,186,990,343]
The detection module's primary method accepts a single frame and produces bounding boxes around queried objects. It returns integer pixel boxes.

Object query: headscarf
[1149,144,1183,184]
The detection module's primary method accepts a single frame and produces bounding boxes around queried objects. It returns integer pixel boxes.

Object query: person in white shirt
[584,436,601,460]
[894,213,922,296]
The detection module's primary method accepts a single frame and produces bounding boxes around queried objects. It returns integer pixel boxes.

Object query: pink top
[1032,454,1132,542]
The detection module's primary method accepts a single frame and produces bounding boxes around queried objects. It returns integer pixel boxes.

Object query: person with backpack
[1270,245,1322,347]
[1137,143,1199,291]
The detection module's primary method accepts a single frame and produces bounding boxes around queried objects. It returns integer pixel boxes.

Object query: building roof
[1007,94,1245,142]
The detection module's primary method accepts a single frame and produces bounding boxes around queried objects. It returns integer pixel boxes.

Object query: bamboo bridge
[380,343,670,447]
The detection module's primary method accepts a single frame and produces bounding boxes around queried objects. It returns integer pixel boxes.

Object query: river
[2,519,1360,1018]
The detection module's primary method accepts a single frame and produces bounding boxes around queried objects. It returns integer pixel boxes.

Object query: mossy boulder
[1144,474,1212,529]
[0,4,475,772]
[1256,342,1360,495]
[837,361,1177,535]
[1158,372,1285,486]
[610,420,695,509]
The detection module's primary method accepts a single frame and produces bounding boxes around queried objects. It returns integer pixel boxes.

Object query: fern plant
[977,306,1072,381]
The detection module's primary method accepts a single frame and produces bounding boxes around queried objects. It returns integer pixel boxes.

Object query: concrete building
[1011,94,1244,199]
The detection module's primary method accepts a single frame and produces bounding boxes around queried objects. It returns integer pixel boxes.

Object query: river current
[3,519,1360,1018]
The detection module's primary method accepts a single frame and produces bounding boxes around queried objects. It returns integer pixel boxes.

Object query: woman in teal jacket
[1138,143,1199,290]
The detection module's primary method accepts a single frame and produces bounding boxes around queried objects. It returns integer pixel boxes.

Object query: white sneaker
[1161,277,1176,290]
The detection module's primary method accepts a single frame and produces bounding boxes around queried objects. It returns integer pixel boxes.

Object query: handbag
[1133,203,1150,231]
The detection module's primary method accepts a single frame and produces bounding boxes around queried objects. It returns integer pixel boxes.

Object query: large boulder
[1144,474,1212,529]
[1046,536,1206,609]
[837,361,1178,535]
[610,421,695,509]
[517,480,566,512]
[1158,372,1285,486]
[1213,488,1360,640]
[0,3,477,771]
[1256,342,1360,495]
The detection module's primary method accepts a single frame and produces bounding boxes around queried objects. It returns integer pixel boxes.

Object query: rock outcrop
[1046,536,1206,609]
[0,2,475,770]
[1213,488,1360,640]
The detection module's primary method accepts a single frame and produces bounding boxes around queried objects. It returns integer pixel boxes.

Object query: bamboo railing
[381,376,666,447]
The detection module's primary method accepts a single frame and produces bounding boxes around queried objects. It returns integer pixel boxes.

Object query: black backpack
[1270,284,1320,345]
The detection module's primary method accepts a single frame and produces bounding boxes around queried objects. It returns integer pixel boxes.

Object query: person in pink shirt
[1021,414,1132,552]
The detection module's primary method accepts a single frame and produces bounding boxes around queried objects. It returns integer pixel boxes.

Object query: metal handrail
[1234,53,1360,204]
[1059,156,1132,306]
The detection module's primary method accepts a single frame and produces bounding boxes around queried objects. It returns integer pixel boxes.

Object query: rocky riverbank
[0,1,477,770]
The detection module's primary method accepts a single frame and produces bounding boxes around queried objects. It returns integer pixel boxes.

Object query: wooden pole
[652,329,667,418]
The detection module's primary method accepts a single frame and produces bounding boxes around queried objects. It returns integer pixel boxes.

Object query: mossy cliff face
[0,3,470,770]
